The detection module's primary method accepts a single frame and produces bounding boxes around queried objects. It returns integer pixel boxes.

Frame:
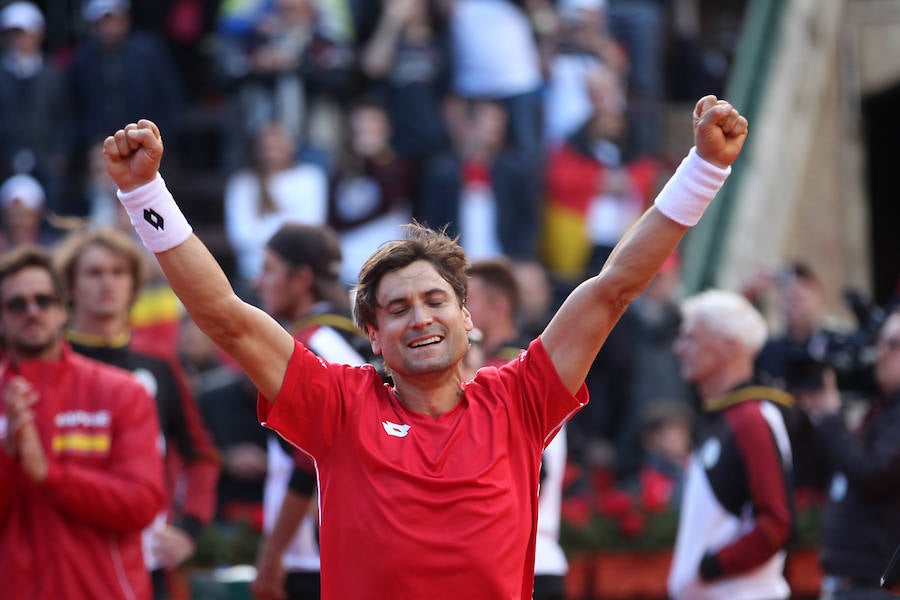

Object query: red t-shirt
[258,337,587,599]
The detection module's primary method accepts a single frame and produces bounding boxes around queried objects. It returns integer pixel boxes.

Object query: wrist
[654,147,731,227]
[117,173,192,253]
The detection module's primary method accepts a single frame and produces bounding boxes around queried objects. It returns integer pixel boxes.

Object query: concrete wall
[714,0,900,324]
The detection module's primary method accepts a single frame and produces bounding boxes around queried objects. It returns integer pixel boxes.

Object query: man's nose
[409,304,434,327]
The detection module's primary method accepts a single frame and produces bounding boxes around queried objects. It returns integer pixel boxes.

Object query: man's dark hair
[54,228,147,306]
[266,222,347,307]
[467,258,521,321]
[0,245,64,301]
[354,223,468,331]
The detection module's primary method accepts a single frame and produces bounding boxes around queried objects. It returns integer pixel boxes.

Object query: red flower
[618,509,646,538]
[597,488,633,518]
[639,467,675,513]
[562,496,592,528]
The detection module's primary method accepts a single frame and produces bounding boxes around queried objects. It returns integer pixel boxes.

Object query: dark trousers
[533,574,566,600]
[285,570,321,600]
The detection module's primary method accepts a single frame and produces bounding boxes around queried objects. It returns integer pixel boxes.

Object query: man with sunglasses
[0,245,165,599]
[795,310,900,599]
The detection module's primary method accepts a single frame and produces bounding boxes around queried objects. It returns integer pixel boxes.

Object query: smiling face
[368,260,473,379]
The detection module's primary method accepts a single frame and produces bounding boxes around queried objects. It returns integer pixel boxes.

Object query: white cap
[83,0,130,22]
[0,2,45,33]
[0,174,45,210]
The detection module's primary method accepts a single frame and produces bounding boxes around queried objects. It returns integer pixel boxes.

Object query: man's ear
[462,306,474,333]
[367,324,382,356]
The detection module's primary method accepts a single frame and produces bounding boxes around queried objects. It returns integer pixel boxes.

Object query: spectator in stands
[0,173,61,250]
[444,0,544,166]
[359,0,452,207]
[328,99,415,284]
[0,245,165,599]
[627,398,693,510]
[606,0,666,157]
[541,0,628,148]
[214,0,358,168]
[419,99,539,261]
[55,228,220,600]
[466,258,531,364]
[542,61,661,283]
[794,311,900,599]
[0,1,71,214]
[668,290,794,600]
[69,0,185,153]
[224,120,328,286]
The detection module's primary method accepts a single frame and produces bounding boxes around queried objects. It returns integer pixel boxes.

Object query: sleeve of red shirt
[167,357,221,537]
[716,403,793,575]
[41,380,166,533]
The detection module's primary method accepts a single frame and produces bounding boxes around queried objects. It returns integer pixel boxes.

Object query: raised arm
[542,96,748,393]
[103,120,294,400]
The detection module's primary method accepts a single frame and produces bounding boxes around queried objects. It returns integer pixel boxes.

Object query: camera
[782,288,885,394]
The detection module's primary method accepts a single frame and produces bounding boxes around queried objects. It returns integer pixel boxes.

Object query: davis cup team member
[102,95,747,599]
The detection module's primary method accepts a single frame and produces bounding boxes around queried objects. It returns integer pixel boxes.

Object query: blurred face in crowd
[93,11,130,47]
[674,316,730,387]
[643,417,692,466]
[70,243,134,320]
[0,266,65,360]
[254,249,301,321]
[780,274,824,338]
[276,0,314,25]
[464,275,499,332]
[471,102,507,156]
[350,105,391,158]
[256,122,296,173]
[586,64,626,141]
[3,200,43,245]
[4,26,43,55]
[875,313,900,393]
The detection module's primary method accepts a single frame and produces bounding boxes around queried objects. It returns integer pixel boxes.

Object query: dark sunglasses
[3,293,60,315]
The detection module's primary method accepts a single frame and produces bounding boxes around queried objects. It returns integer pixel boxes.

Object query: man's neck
[69,314,130,341]
[391,371,465,418]
[482,321,518,357]
[698,363,754,404]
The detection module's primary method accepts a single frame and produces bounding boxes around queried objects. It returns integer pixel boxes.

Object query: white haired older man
[668,289,795,600]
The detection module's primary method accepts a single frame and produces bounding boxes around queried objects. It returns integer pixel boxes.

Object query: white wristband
[653,147,731,227]
[117,173,193,253]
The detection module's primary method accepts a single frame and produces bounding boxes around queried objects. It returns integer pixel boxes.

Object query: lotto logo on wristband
[144,208,165,230]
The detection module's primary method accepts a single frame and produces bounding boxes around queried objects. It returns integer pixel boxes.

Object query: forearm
[261,490,312,559]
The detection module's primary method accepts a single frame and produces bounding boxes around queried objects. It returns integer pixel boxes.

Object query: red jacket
[0,345,165,599]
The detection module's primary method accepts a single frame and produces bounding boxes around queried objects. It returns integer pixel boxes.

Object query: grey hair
[680,289,768,356]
